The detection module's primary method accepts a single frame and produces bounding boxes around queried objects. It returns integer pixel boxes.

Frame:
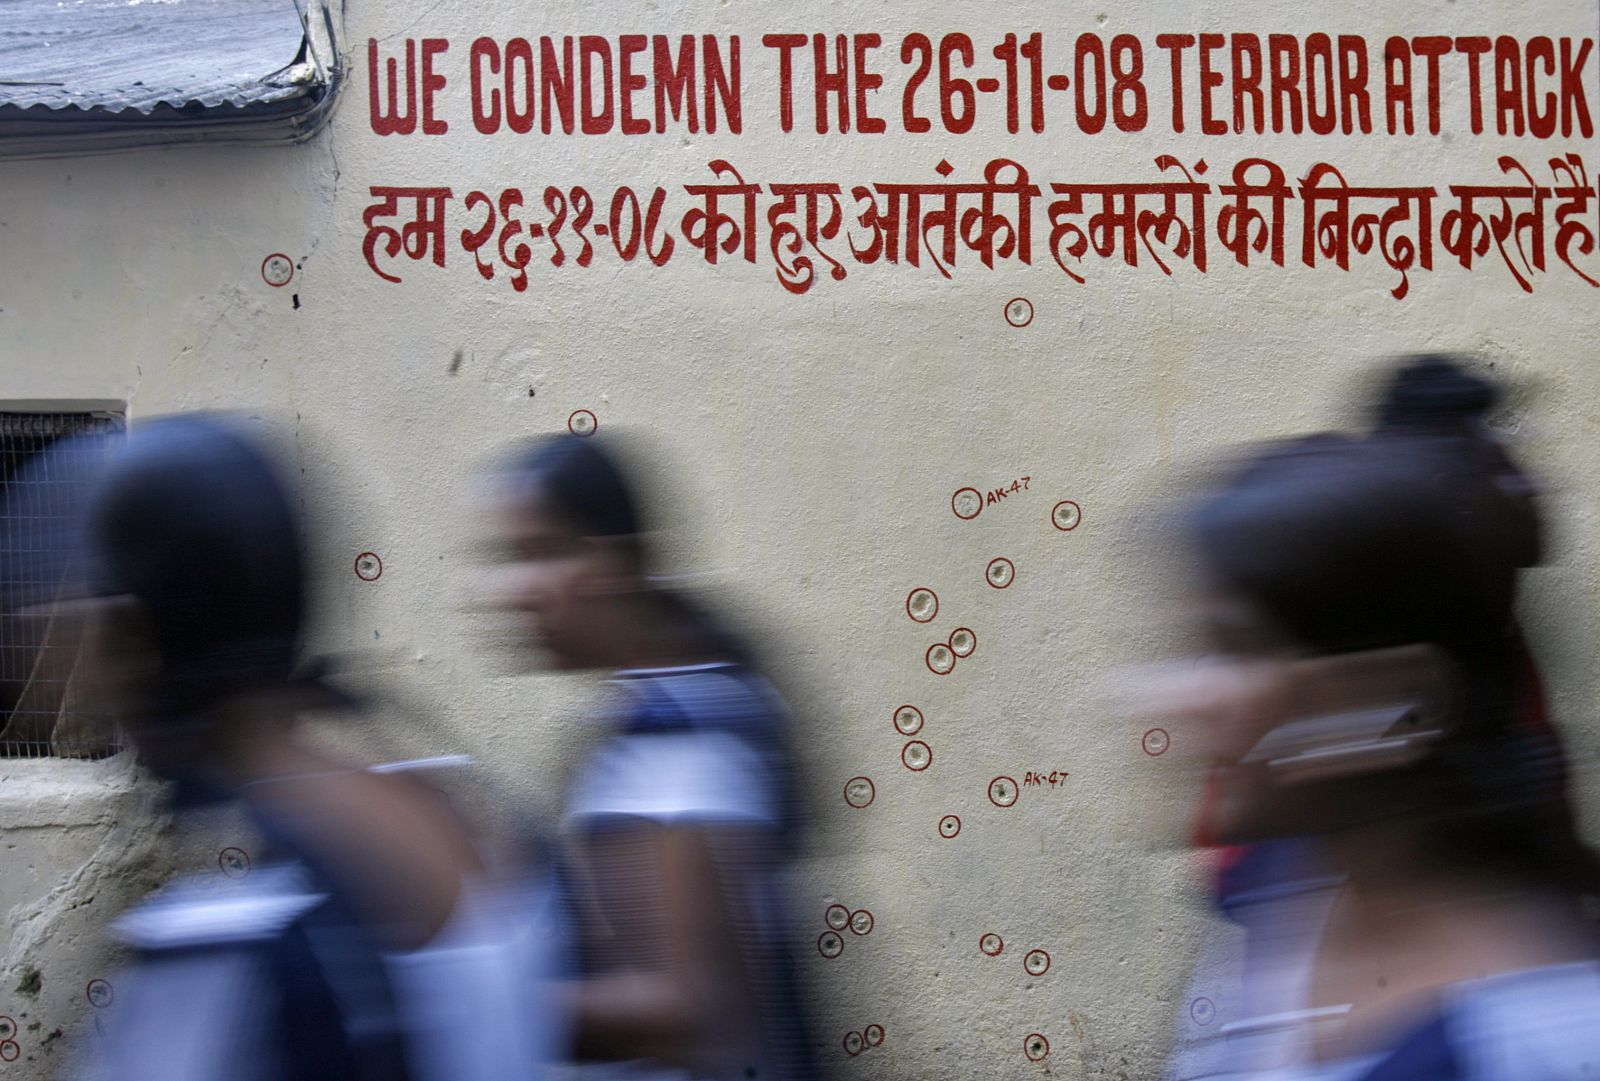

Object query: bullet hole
[528,387,537,397]
[291,294,300,310]
[906,587,938,623]
[448,349,464,375]
[15,968,41,996]
[902,739,933,770]
[893,705,924,736]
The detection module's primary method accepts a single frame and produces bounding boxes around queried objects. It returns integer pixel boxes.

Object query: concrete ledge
[0,754,146,829]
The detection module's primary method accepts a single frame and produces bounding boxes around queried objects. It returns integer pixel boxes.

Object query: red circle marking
[1191,997,1216,1025]
[1051,500,1083,531]
[1023,948,1052,976]
[938,814,962,838]
[925,643,956,676]
[893,704,924,736]
[85,978,114,1008]
[948,627,977,657]
[901,740,932,772]
[1024,1033,1050,1062]
[864,1023,886,1047]
[260,252,293,287]
[1004,297,1034,328]
[0,1041,18,1063]
[817,930,845,958]
[354,552,383,582]
[979,933,1004,957]
[988,776,1019,808]
[1142,728,1171,757]
[905,587,939,623]
[843,776,876,809]
[843,1031,864,1056]
[219,846,252,878]
[567,409,598,436]
[849,908,875,936]
[825,904,851,931]
[986,557,1016,589]
[952,487,983,520]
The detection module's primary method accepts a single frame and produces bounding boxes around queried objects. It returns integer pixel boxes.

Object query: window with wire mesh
[0,411,125,758]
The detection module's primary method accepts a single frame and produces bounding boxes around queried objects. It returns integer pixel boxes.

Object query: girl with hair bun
[1164,356,1600,1081]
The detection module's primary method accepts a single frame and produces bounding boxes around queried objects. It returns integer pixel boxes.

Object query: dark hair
[85,415,306,712]
[1190,356,1600,896]
[506,432,644,547]
[1191,355,1535,736]
[501,433,753,666]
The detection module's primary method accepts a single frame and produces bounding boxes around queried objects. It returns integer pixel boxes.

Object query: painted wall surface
[3,1,1600,1077]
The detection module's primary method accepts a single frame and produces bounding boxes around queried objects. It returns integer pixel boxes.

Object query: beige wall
[4,0,1600,1077]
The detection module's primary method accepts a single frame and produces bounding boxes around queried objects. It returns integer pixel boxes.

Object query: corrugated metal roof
[0,0,314,113]
[0,0,342,158]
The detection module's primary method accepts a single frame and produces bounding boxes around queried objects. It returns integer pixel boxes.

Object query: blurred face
[1181,591,1299,765]
[1151,590,1301,844]
[73,594,205,776]
[485,486,638,670]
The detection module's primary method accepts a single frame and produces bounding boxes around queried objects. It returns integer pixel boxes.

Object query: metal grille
[0,411,125,758]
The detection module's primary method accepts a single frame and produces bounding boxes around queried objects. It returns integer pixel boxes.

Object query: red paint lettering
[1526,36,1556,138]
[814,33,850,132]
[1074,33,1107,134]
[1305,33,1336,134]
[367,38,417,135]
[505,38,535,134]
[901,33,934,132]
[654,35,699,133]
[1455,36,1492,134]
[1268,34,1302,133]
[1494,36,1525,136]
[1383,36,1412,134]
[1411,36,1450,134]
[579,36,614,134]
[1560,37,1594,138]
[420,38,448,134]
[854,33,886,133]
[618,34,650,134]
[540,37,575,135]
[1337,35,1370,133]
[1197,33,1226,134]
[469,37,500,134]
[1110,34,1146,131]
[703,35,741,133]
[763,34,806,133]
[1231,33,1264,133]
[1156,33,1194,132]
